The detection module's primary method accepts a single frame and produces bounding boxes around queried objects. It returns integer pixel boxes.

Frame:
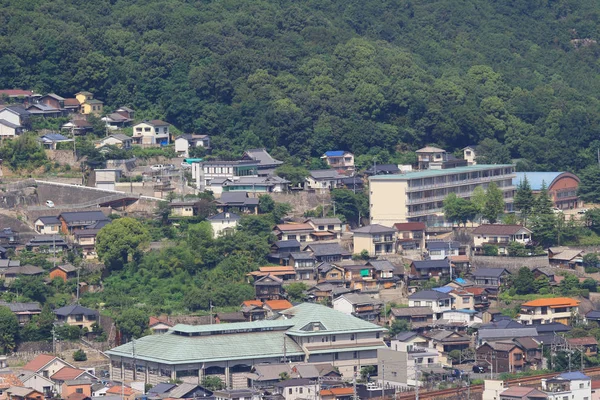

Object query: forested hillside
[2,0,600,170]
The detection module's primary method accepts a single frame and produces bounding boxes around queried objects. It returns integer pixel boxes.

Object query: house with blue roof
[513,171,583,210]
[541,371,591,399]
[38,133,73,149]
[320,150,354,172]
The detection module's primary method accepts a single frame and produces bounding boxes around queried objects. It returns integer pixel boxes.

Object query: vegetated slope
[2,0,600,170]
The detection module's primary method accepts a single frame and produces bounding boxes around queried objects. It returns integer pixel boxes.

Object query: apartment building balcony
[406,174,516,192]
[373,236,394,243]
[407,207,444,217]
[406,187,514,205]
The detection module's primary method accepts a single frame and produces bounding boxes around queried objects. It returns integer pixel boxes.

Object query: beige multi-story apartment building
[369,164,516,227]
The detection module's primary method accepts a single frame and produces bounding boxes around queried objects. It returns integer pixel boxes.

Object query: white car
[578,208,589,214]
[151,164,165,171]
[45,200,55,208]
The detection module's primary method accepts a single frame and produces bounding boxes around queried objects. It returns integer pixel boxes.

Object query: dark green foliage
[533,182,554,215]
[285,282,308,302]
[0,306,18,354]
[514,175,534,219]
[202,376,224,391]
[275,165,309,187]
[331,189,368,227]
[482,244,498,256]
[578,166,600,203]
[96,217,150,270]
[73,349,87,361]
[507,242,528,257]
[482,182,505,224]
[115,308,150,341]
[0,134,47,170]
[514,267,535,295]
[55,324,82,341]
[443,193,477,226]
[258,195,275,214]
[389,320,410,336]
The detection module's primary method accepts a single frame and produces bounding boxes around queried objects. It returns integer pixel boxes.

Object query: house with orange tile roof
[519,297,579,326]
[61,380,92,399]
[5,387,44,400]
[0,375,23,400]
[106,385,138,400]
[149,316,174,335]
[50,368,95,394]
[247,266,296,281]
[273,224,315,242]
[21,355,74,379]
[319,387,353,400]
[263,300,293,317]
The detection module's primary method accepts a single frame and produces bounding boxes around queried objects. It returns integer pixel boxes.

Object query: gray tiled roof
[36,216,60,225]
[472,268,510,278]
[353,224,396,234]
[305,218,342,225]
[59,211,109,224]
[54,304,98,317]
[478,327,538,340]
[309,170,345,180]
[0,301,41,313]
[391,306,433,317]
[303,243,350,257]
[411,259,450,270]
[408,290,451,300]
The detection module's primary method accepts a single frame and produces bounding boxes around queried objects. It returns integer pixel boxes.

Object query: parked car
[578,208,589,214]
[45,200,55,208]
[151,164,166,171]
[472,365,487,373]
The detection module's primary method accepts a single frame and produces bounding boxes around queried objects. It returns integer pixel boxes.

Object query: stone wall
[45,150,79,167]
[270,190,331,217]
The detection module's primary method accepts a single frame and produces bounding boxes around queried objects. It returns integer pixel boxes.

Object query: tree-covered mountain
[2,0,600,170]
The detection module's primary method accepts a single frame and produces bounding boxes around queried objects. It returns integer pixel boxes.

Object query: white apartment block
[369,164,516,227]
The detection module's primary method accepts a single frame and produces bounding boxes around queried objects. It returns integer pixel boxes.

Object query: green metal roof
[106,330,303,364]
[306,345,385,355]
[369,164,514,181]
[278,303,386,336]
[171,320,293,334]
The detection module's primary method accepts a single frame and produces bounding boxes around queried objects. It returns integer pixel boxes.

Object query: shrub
[482,244,499,256]
[73,349,87,361]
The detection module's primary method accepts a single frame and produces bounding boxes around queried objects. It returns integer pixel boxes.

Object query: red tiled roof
[464,287,486,295]
[50,367,86,380]
[22,354,56,372]
[567,337,598,346]
[320,388,354,396]
[393,222,426,231]
[107,386,136,395]
[242,300,263,307]
[0,374,23,389]
[0,89,34,97]
[64,98,80,107]
[274,223,314,232]
[264,299,293,310]
[149,316,174,327]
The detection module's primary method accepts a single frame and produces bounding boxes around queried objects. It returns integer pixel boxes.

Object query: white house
[207,212,240,238]
[17,371,55,398]
[95,134,133,149]
[540,371,591,400]
[305,170,346,190]
[34,217,61,235]
[332,293,383,321]
[132,120,170,145]
[472,224,532,255]
[426,241,459,260]
[0,105,31,128]
[408,290,453,320]
[273,379,317,400]
[441,309,482,327]
[0,119,23,138]
[175,134,210,157]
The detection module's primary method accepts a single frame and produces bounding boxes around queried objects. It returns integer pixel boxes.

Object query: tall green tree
[96,217,150,270]
[514,175,534,220]
[115,308,150,341]
[0,306,18,354]
[578,165,600,203]
[482,182,504,224]
[533,181,554,215]
[513,267,535,295]
[443,193,477,226]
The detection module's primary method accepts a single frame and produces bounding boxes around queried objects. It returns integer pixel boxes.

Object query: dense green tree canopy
[2,0,600,169]
[96,217,150,270]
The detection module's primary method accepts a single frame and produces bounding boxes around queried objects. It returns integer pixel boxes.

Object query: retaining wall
[471,255,549,271]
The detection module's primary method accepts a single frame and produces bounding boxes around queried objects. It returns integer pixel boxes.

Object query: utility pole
[381,360,385,400]
[353,373,358,400]
[76,267,80,303]
[414,362,419,400]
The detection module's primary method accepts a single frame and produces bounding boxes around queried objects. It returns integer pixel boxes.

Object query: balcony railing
[406,174,516,192]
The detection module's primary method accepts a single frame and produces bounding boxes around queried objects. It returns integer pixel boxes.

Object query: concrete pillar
[225,365,230,388]
[199,368,204,385]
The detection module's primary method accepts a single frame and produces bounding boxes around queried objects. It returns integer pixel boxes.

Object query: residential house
[61,119,92,135]
[343,264,377,292]
[62,98,81,113]
[421,329,471,354]
[207,212,240,238]
[320,151,355,172]
[0,302,41,324]
[472,268,511,288]
[548,247,584,269]
[288,253,315,280]
[164,383,213,399]
[214,192,259,215]
[450,255,471,276]
[54,305,99,330]
[0,89,35,102]
[268,240,302,264]
[58,211,110,235]
[95,134,133,149]
[416,146,449,169]
[105,386,137,400]
[426,241,459,260]
[567,337,598,356]
[17,371,55,398]
[34,216,61,235]
[394,222,426,251]
[478,326,538,344]
[367,260,399,289]
[448,288,475,311]
[302,243,352,263]
[241,148,283,176]
[388,307,434,330]
[439,309,481,328]
[364,164,400,176]
[254,274,285,301]
[408,290,452,320]
[241,300,268,321]
[1,265,44,284]
[61,381,92,398]
[472,224,532,255]
[132,120,170,145]
[273,379,316,400]
[115,106,135,120]
[194,161,259,192]
[247,266,297,282]
[476,342,524,373]
[215,312,247,324]
[339,176,364,192]
[101,112,132,130]
[73,228,102,259]
[352,224,397,256]
[0,119,23,138]
[540,371,591,400]
[149,316,174,334]
[213,389,261,400]
[25,235,69,253]
[513,337,543,370]
[0,105,31,130]
[332,293,382,321]
[305,283,352,304]
[5,387,44,400]
[49,264,77,282]
[462,287,490,309]
[586,310,600,324]
[38,94,64,110]
[175,134,210,158]
[26,103,63,118]
[409,259,451,280]
[75,92,103,115]
[304,217,344,240]
[315,263,345,284]
[37,133,72,150]
[305,170,346,190]
[532,268,558,285]
[498,386,548,400]
[263,299,294,317]
[273,224,315,243]
[518,297,579,326]
[319,388,353,400]
[22,355,75,379]
[221,176,289,193]
[169,201,198,218]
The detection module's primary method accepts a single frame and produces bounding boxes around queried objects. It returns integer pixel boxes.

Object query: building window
[318,225,325,230]
[332,335,336,342]
[353,351,358,358]
[351,334,355,341]
[414,301,421,306]
[334,353,339,360]
[299,388,303,394]
[376,332,380,339]
[462,297,470,303]
[288,235,297,240]
[76,389,83,394]
[289,389,292,395]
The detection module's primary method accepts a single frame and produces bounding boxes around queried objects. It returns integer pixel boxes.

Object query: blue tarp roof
[455,278,467,284]
[433,286,453,293]
[324,150,345,157]
[41,133,69,141]
[513,172,563,191]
